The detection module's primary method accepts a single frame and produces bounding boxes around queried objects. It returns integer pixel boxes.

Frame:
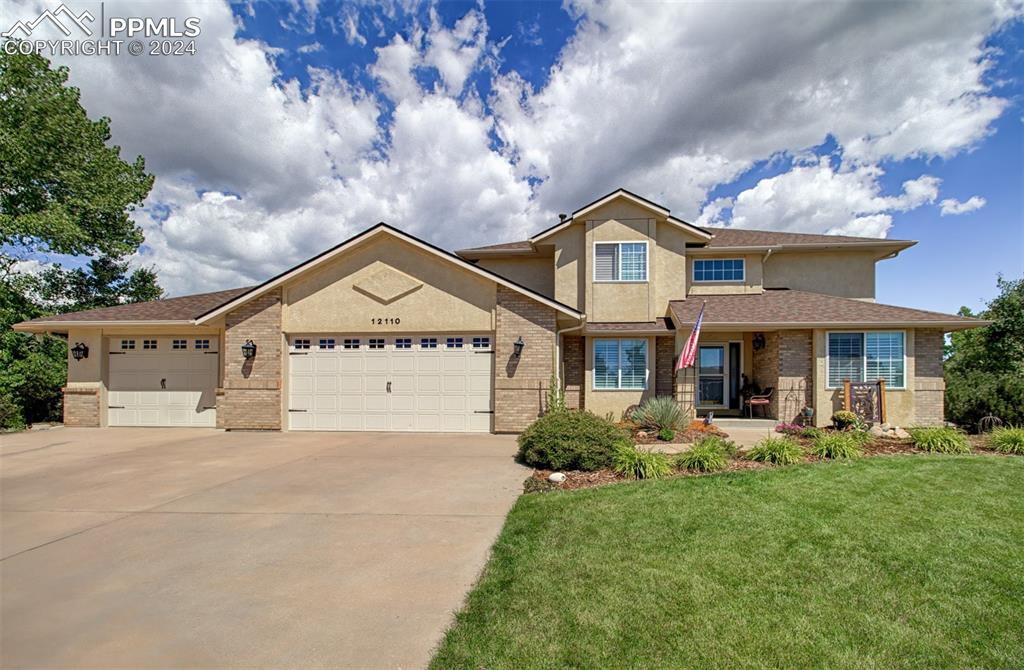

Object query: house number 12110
[371,317,401,325]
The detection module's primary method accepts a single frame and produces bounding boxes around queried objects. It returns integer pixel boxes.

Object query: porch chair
[745,387,774,418]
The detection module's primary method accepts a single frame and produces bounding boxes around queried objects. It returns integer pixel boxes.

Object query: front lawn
[431,456,1024,669]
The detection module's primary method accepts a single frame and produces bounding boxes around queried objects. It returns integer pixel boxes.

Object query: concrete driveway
[0,427,526,669]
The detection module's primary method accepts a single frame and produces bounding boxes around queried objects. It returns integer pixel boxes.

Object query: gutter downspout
[554,317,586,391]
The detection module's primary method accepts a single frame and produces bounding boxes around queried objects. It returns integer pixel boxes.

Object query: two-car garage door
[288,334,493,432]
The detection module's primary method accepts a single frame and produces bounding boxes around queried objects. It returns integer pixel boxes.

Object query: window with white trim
[343,339,360,349]
[420,338,438,349]
[120,339,135,350]
[594,242,647,281]
[472,336,490,349]
[172,339,187,350]
[693,258,745,282]
[827,331,905,389]
[395,338,412,349]
[319,338,335,349]
[446,337,463,349]
[368,338,385,349]
[293,338,311,350]
[593,338,647,390]
[143,339,158,350]
[194,339,210,350]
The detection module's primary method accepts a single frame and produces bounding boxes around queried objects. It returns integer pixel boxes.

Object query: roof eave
[12,319,197,333]
[687,240,917,255]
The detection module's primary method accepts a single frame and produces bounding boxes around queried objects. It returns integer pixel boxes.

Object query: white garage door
[107,337,219,427]
[288,334,494,432]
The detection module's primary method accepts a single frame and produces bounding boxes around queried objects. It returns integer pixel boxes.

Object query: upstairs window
[594,242,647,282]
[827,331,905,389]
[693,259,745,282]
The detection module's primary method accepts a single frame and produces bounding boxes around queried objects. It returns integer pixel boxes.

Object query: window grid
[343,339,360,350]
[319,338,335,349]
[293,338,311,350]
[594,242,647,282]
[143,339,158,350]
[172,339,187,350]
[194,339,210,350]
[120,339,135,350]
[420,338,438,349]
[446,337,464,349]
[593,338,647,390]
[395,338,412,349]
[368,338,385,349]
[693,259,745,282]
[827,332,905,389]
[472,337,490,349]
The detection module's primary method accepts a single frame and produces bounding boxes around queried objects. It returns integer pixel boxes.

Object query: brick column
[494,286,556,432]
[752,331,779,417]
[655,336,675,398]
[562,335,584,410]
[62,386,100,427]
[221,291,282,430]
[914,329,945,425]
[777,330,812,423]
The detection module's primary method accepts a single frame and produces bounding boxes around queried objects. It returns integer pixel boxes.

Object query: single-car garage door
[288,334,493,432]
[107,336,219,427]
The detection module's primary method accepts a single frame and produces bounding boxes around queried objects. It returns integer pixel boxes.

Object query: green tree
[1,48,154,258]
[39,256,163,312]
[945,276,1024,429]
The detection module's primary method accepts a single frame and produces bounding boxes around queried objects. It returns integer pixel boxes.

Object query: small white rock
[548,472,567,483]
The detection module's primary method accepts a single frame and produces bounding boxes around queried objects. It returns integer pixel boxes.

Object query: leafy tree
[0,48,154,258]
[945,276,1024,429]
[38,256,162,312]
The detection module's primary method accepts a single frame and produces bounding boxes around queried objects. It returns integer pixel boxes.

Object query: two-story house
[14,189,984,432]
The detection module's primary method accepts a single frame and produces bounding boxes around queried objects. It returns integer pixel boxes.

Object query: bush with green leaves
[810,433,863,460]
[612,444,672,480]
[831,410,859,430]
[989,427,1024,455]
[657,428,675,441]
[517,411,628,471]
[801,426,824,440]
[631,396,685,432]
[675,437,731,472]
[907,427,971,454]
[747,436,804,465]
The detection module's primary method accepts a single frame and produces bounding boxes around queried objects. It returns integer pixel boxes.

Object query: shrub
[675,437,730,472]
[631,397,685,432]
[517,411,628,471]
[657,428,675,441]
[989,427,1024,455]
[694,434,738,456]
[831,410,859,430]
[747,436,804,465]
[907,427,971,454]
[846,429,873,446]
[801,426,824,440]
[810,433,863,459]
[613,444,672,480]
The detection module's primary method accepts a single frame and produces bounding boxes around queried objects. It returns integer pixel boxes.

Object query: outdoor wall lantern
[752,332,766,351]
[70,342,89,361]
[513,336,525,357]
[241,339,257,359]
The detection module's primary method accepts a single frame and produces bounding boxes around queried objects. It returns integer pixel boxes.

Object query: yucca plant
[631,397,685,432]
[674,437,730,472]
[810,432,863,460]
[747,436,804,465]
[907,427,971,454]
[989,427,1024,455]
[613,444,672,480]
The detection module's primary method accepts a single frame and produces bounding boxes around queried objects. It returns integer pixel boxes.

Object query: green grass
[431,457,1024,669]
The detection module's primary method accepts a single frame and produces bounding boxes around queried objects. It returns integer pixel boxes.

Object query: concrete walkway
[0,427,526,669]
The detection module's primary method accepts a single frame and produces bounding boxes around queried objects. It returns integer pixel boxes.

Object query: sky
[5,0,1023,315]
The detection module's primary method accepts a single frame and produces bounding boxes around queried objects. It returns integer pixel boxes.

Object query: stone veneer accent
[655,336,676,398]
[221,291,282,430]
[63,386,100,427]
[494,286,556,432]
[562,335,584,410]
[913,328,945,425]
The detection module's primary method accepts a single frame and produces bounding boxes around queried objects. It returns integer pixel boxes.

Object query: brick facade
[777,330,812,423]
[62,386,100,427]
[220,291,283,430]
[562,334,584,410]
[494,286,556,432]
[655,336,675,398]
[913,328,945,425]
[751,331,778,417]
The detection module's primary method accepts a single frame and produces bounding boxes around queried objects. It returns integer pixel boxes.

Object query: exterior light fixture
[70,342,89,361]
[241,339,257,359]
[752,333,766,351]
[513,336,525,357]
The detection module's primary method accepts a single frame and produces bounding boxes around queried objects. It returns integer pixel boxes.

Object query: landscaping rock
[893,427,911,440]
[548,472,567,483]
[637,431,649,440]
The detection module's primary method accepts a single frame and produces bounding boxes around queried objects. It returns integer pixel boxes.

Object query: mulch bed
[631,420,729,446]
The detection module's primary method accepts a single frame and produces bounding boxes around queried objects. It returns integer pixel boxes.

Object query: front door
[697,345,726,409]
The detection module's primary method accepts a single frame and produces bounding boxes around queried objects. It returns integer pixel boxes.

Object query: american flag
[676,302,706,371]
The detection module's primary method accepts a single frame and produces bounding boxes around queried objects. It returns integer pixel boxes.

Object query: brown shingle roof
[586,318,675,333]
[701,227,910,248]
[455,240,535,256]
[668,290,982,329]
[18,286,252,324]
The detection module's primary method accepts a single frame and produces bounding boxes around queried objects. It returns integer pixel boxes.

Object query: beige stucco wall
[583,335,657,419]
[654,223,690,309]
[551,228,585,311]
[686,254,763,295]
[282,236,497,333]
[475,256,554,297]
[812,328,916,427]
[766,251,876,300]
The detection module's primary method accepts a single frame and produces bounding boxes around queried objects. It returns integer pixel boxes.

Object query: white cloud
[940,195,988,215]
[297,41,323,54]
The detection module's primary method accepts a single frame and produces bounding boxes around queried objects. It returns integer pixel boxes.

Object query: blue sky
[8,0,1023,315]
